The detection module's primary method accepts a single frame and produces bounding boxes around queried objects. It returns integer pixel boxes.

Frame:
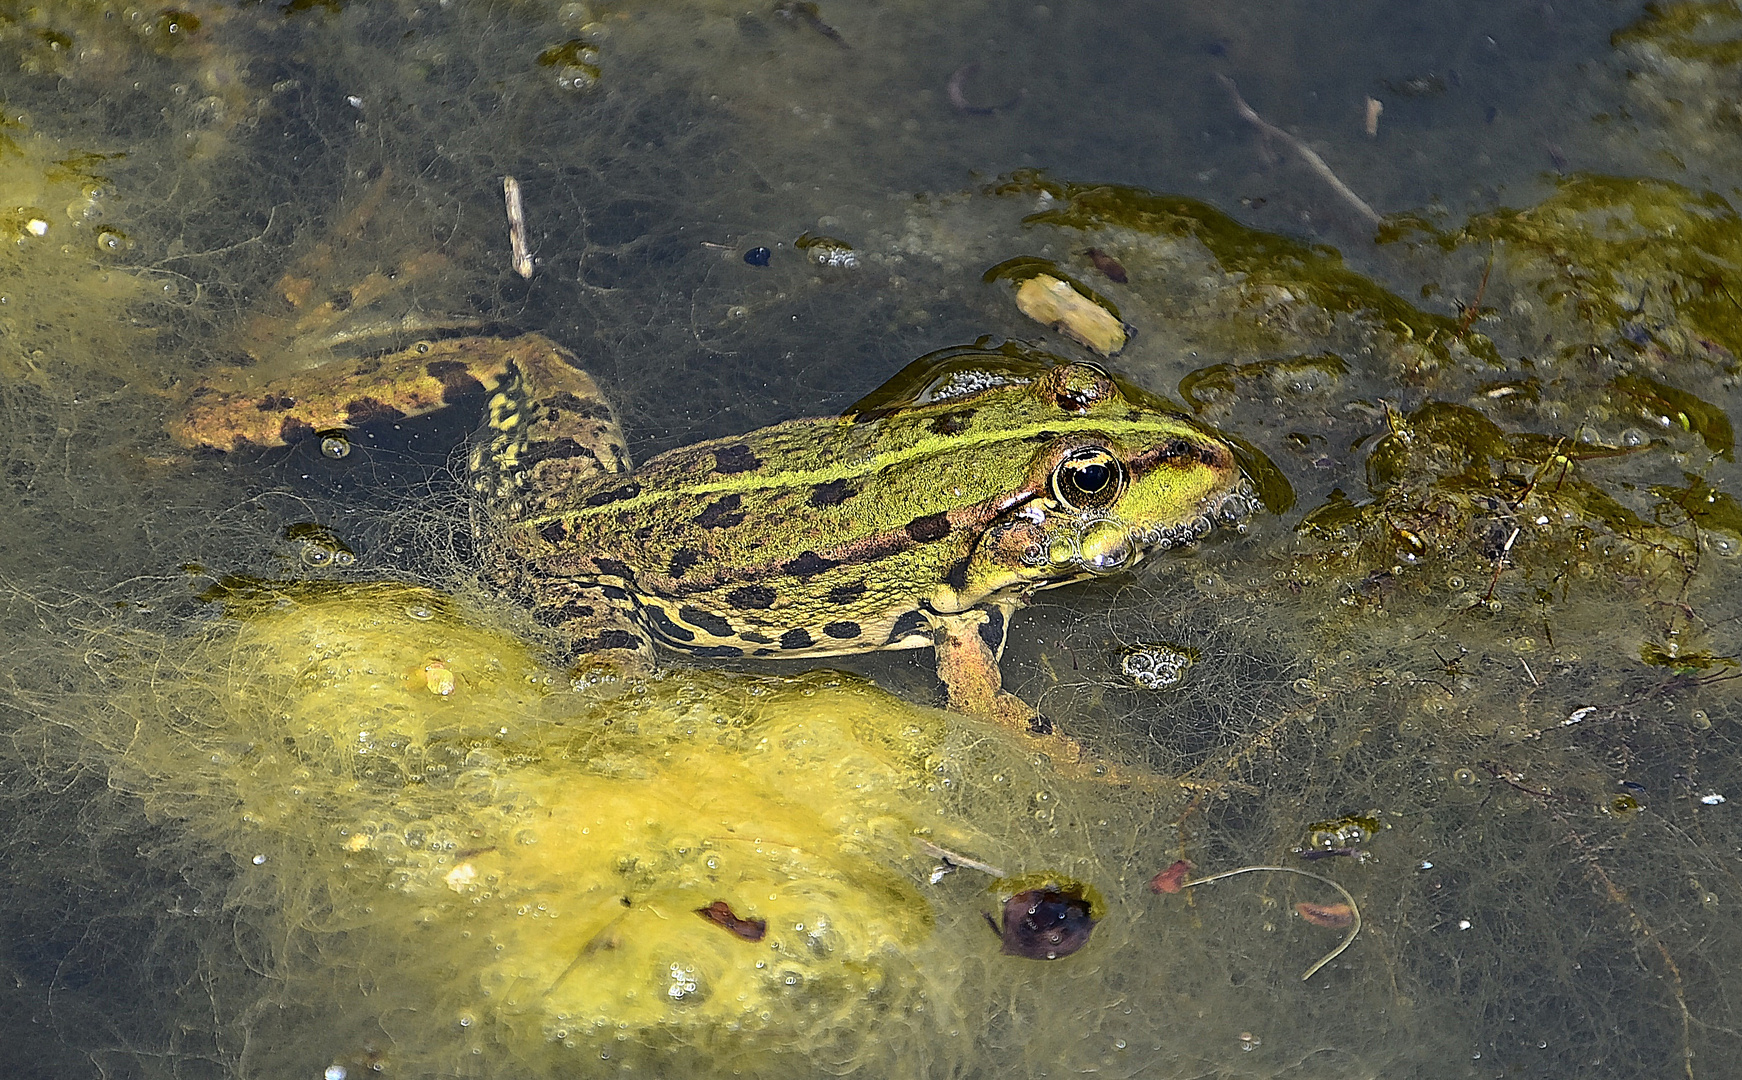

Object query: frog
[168,332,1252,748]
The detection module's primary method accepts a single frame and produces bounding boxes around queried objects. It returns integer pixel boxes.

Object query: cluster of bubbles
[1133,483,1258,553]
[1119,644,1195,690]
[1021,482,1259,577]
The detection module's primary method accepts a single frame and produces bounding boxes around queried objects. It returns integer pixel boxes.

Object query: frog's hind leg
[465,334,632,525]
[465,336,654,678]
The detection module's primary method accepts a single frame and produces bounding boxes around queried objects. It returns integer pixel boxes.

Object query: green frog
[170,333,1251,742]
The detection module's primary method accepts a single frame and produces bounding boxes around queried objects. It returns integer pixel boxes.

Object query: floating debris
[947,62,1021,116]
[695,900,767,942]
[1121,644,1195,690]
[987,883,1099,960]
[1147,859,1194,894]
[775,1,848,47]
[1219,75,1381,228]
[1014,274,1126,355]
[502,176,533,279]
[796,232,859,270]
[1083,247,1128,283]
[1295,901,1356,928]
[1164,864,1361,981]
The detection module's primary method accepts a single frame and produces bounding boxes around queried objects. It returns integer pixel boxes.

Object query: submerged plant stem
[1179,864,1362,981]
[1218,75,1381,229]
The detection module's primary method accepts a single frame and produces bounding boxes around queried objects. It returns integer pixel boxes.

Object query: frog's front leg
[930,607,1032,728]
[932,611,1150,785]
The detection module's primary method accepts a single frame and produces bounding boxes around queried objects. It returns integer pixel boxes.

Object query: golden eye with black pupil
[1051,447,1126,510]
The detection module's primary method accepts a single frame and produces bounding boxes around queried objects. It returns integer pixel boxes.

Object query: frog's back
[503,363,1244,661]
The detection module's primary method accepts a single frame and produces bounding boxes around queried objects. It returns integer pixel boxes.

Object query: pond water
[2,2,1740,1078]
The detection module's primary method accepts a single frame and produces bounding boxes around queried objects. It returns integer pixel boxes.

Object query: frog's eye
[1051,447,1126,510]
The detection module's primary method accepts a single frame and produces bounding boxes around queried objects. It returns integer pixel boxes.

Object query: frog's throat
[1020,478,1257,581]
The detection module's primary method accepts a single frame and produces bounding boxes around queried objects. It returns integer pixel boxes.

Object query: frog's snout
[1017,478,1258,577]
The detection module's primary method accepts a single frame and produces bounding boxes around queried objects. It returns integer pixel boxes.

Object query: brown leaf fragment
[1295,900,1355,928]
[1148,859,1194,894]
[1084,247,1128,283]
[696,900,767,941]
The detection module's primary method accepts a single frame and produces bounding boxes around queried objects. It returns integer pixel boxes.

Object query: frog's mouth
[1022,478,1258,578]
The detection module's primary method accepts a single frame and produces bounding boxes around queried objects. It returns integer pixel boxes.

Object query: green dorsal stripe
[525,416,1192,529]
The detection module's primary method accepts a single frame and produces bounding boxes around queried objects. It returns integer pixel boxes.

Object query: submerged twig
[503,175,534,280]
[1218,75,1381,228]
[1177,863,1362,981]
[917,839,1006,881]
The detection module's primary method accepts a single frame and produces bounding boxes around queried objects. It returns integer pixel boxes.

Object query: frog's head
[951,364,1253,605]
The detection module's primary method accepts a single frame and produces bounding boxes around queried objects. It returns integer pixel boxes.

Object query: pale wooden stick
[503,175,534,279]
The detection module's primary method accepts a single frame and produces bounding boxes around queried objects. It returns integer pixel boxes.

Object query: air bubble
[320,433,353,459]
[1692,709,1712,730]
[1453,767,1477,786]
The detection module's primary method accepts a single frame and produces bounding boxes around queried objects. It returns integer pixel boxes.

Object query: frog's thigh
[521,574,655,678]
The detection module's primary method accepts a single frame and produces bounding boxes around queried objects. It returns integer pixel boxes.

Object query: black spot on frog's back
[585,482,643,507]
[711,444,763,474]
[726,584,777,609]
[808,479,855,507]
[693,493,747,529]
[668,548,702,578]
[779,628,813,650]
[343,396,407,425]
[426,359,486,403]
[885,609,930,644]
[592,557,635,581]
[929,409,976,435]
[782,551,839,578]
[644,605,696,644]
[826,580,867,605]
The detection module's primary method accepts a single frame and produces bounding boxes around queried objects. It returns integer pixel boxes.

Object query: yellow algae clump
[1013,274,1127,355]
[116,581,999,1075]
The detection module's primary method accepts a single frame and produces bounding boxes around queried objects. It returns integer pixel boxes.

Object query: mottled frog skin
[172,335,1251,732]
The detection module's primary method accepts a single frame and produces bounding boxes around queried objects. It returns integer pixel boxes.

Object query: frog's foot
[931,611,1143,784]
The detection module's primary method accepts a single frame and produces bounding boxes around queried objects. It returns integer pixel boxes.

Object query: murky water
[2,2,1740,1078]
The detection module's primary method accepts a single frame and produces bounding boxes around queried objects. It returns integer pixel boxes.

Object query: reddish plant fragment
[696,900,767,941]
[1295,901,1355,928]
[1148,859,1194,894]
[1084,248,1129,283]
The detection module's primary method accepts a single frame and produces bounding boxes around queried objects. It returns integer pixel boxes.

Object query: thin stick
[1178,863,1362,981]
[1218,75,1382,228]
[503,175,534,279]
[917,839,1006,879]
